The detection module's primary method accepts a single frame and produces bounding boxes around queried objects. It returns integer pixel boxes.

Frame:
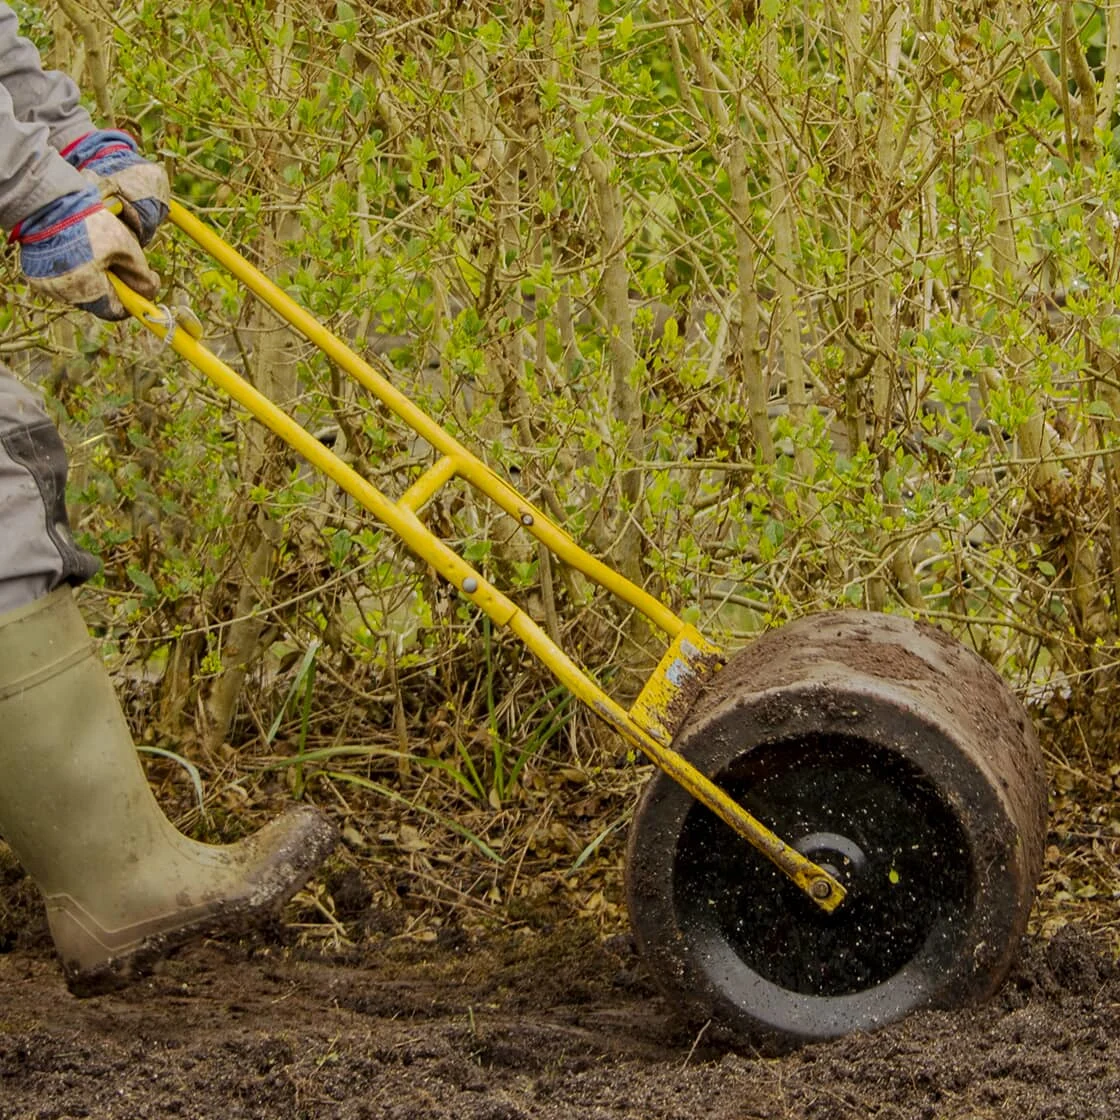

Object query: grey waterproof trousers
[0,363,98,614]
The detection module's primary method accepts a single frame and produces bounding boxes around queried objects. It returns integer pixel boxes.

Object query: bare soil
[1,907,1118,1119]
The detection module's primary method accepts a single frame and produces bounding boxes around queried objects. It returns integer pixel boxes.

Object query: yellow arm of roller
[106,226,846,914]
[167,201,685,641]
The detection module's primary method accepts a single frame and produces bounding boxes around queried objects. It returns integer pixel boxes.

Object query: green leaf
[127,566,159,602]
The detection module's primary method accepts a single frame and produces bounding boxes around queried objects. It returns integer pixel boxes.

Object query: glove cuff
[10,185,105,245]
[60,130,140,171]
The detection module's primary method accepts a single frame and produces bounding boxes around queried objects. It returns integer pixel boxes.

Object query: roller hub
[795,833,866,884]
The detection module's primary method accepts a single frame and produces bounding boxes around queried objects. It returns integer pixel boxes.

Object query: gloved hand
[11,185,161,321]
[62,130,169,247]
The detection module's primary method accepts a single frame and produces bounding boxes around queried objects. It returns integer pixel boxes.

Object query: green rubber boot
[0,588,336,995]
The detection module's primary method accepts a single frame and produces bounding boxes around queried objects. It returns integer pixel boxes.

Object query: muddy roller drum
[626,611,1048,1044]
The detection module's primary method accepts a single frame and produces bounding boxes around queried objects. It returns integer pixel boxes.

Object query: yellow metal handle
[107,201,846,913]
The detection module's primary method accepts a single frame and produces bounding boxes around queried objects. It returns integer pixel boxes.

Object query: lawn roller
[110,201,1047,1046]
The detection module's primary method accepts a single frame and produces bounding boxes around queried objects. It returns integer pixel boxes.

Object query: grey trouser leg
[0,364,99,615]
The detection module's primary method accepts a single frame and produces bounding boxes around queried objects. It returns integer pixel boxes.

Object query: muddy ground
[1,904,1118,1120]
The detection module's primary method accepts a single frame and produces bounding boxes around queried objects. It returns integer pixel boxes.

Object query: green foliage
[11,0,1120,799]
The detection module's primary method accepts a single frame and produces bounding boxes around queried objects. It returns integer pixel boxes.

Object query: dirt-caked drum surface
[626,610,1048,1045]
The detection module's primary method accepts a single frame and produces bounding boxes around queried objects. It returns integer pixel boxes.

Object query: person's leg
[0,366,99,612]
[0,365,335,995]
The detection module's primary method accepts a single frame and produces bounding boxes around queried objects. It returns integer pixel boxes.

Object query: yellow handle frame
[110,200,844,912]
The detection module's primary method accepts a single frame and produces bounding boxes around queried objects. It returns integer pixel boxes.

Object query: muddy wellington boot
[0,587,337,995]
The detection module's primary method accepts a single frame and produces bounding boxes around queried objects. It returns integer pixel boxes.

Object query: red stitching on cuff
[59,133,92,159]
[76,143,133,171]
[14,202,106,245]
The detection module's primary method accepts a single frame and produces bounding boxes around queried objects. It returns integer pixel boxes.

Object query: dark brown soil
[1,913,1118,1119]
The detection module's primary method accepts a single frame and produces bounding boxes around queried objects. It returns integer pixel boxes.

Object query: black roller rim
[673,732,973,999]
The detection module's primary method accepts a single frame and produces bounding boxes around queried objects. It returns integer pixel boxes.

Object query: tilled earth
[1,913,1118,1120]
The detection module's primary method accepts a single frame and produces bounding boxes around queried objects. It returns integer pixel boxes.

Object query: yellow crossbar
[397,455,460,513]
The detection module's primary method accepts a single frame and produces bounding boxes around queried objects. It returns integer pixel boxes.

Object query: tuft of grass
[266,640,321,798]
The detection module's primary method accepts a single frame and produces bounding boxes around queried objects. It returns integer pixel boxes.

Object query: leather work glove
[62,130,170,247]
[11,185,161,321]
